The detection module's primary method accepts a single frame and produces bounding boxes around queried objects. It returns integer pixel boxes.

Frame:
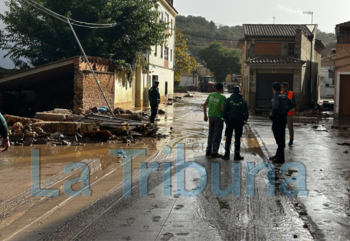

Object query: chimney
[295,28,302,58]
[250,39,256,58]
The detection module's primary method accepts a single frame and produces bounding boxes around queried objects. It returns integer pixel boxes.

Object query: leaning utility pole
[67,20,115,116]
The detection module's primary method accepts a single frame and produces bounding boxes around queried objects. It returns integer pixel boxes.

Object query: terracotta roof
[315,39,326,53]
[245,57,306,64]
[243,24,315,38]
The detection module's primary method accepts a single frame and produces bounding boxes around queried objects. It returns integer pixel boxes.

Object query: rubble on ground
[183,94,194,98]
[3,106,170,147]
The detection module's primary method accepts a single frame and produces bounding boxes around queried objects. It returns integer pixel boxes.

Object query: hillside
[176,15,337,60]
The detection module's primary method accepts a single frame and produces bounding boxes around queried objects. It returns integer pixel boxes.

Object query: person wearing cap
[0,113,10,152]
[281,82,296,146]
[269,82,294,163]
[222,86,249,161]
[148,80,160,124]
[203,83,226,158]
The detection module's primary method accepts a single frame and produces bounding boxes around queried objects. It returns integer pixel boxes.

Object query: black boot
[269,153,278,161]
[222,153,230,160]
[273,158,285,164]
[273,149,285,163]
[234,153,244,161]
[206,151,211,157]
[211,153,223,158]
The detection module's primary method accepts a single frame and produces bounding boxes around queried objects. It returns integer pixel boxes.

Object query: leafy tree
[176,15,244,60]
[174,30,198,86]
[316,29,336,49]
[0,0,168,67]
[198,42,240,83]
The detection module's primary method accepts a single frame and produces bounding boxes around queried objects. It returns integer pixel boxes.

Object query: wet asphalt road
[1,92,350,241]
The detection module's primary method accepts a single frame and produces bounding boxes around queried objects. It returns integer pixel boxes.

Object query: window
[154,45,157,56]
[164,13,169,24]
[161,45,163,58]
[171,19,173,35]
[288,44,295,56]
[164,47,169,61]
[170,49,172,62]
[255,43,282,55]
[159,12,163,23]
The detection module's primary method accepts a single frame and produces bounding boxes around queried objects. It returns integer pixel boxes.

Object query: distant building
[320,48,336,98]
[197,64,213,78]
[334,21,350,117]
[238,24,325,111]
[179,71,198,88]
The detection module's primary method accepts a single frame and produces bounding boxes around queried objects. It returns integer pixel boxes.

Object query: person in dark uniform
[222,86,249,161]
[269,82,293,163]
[148,80,160,124]
[0,113,10,152]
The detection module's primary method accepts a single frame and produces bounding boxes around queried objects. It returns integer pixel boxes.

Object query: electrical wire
[25,0,117,26]
[22,0,117,28]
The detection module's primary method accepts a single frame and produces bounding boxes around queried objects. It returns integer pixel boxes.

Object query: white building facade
[146,0,177,103]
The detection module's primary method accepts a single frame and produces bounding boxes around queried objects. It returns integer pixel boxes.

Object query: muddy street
[0,92,350,241]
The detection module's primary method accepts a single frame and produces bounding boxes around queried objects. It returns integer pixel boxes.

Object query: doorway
[165,81,168,97]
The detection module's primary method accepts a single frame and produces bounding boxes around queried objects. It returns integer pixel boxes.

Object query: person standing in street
[269,82,294,163]
[281,82,296,146]
[0,113,10,152]
[148,80,160,124]
[222,86,249,161]
[203,83,226,158]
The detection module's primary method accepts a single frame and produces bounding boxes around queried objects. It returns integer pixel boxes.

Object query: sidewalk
[250,116,350,240]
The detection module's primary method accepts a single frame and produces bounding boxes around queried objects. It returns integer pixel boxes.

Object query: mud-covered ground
[1,92,350,241]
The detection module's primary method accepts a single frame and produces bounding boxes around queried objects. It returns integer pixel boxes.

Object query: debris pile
[3,106,170,146]
[296,105,334,118]
[34,109,83,122]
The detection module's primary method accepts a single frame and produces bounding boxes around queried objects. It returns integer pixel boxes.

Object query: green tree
[176,15,244,61]
[0,0,168,68]
[198,42,241,83]
[316,29,336,49]
[174,30,198,86]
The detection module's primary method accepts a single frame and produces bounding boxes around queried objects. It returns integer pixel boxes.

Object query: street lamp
[303,11,313,24]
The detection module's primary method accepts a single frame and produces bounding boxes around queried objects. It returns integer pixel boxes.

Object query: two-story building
[320,48,336,98]
[238,24,325,112]
[146,0,177,105]
[334,21,350,117]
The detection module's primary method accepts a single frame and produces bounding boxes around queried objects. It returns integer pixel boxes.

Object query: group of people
[203,82,295,163]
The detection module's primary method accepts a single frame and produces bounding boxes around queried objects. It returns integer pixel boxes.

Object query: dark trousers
[272,115,287,161]
[150,105,158,123]
[224,118,244,155]
[206,116,223,154]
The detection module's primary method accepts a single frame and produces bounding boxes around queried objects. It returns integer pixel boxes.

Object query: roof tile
[243,24,314,37]
[245,57,306,64]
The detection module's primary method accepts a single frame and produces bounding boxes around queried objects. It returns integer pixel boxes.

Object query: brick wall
[73,57,115,113]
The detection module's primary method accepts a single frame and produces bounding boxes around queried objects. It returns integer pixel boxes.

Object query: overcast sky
[1,0,349,68]
[174,0,349,33]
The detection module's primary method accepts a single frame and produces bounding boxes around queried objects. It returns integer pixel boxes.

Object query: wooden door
[339,75,350,116]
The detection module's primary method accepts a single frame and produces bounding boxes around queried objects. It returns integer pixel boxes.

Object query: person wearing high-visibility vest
[281,82,297,146]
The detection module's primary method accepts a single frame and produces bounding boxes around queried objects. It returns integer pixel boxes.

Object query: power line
[22,0,117,28]
[18,0,116,115]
